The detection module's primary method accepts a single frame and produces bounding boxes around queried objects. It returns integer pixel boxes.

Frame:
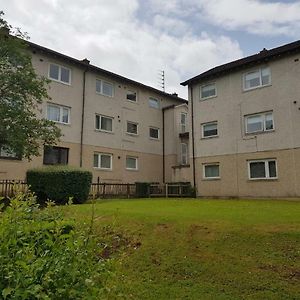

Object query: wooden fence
[90,182,136,199]
[0,180,28,198]
[149,183,192,197]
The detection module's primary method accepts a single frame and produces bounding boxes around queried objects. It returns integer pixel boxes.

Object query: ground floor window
[0,145,20,160]
[203,163,220,179]
[43,146,69,165]
[126,156,138,170]
[94,153,112,170]
[248,159,277,180]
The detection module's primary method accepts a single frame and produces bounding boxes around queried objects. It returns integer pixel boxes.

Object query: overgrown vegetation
[0,190,112,299]
[27,166,92,204]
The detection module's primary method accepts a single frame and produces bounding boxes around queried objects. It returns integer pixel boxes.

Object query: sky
[1,0,300,98]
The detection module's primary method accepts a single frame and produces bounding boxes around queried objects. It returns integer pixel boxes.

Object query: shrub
[135,182,150,198]
[27,166,92,204]
[0,190,111,299]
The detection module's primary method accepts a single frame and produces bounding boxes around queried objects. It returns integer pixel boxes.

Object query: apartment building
[0,41,188,183]
[182,40,300,198]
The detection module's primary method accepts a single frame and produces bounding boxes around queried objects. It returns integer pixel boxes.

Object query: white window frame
[180,112,187,133]
[245,111,274,134]
[200,83,217,100]
[126,90,137,103]
[0,146,19,160]
[126,121,139,136]
[202,121,218,138]
[95,114,113,133]
[126,156,138,170]
[243,67,271,91]
[47,103,70,124]
[96,79,114,97]
[149,127,160,140]
[94,153,113,170]
[181,143,188,165]
[149,97,160,109]
[48,63,71,85]
[248,159,278,180]
[203,163,220,180]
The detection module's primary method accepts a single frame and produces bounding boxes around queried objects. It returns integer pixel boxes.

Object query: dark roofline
[26,40,187,103]
[181,39,300,86]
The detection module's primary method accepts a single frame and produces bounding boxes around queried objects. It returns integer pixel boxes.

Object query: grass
[62,199,300,299]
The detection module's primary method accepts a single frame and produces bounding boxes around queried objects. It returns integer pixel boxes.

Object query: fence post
[97,177,100,197]
[102,183,106,199]
[165,183,168,198]
[127,184,130,198]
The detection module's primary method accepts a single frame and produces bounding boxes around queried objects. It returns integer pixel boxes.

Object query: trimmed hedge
[27,166,92,204]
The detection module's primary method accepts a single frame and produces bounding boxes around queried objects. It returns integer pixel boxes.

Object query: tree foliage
[0,12,61,160]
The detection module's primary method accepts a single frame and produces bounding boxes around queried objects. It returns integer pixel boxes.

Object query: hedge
[27,166,92,204]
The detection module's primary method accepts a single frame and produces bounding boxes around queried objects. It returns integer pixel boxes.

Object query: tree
[0,12,61,160]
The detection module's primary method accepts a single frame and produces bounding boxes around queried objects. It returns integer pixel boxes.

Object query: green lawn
[63,199,300,299]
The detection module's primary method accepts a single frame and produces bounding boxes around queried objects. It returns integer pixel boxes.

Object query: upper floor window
[126,156,138,170]
[248,159,277,180]
[245,112,273,134]
[149,127,159,139]
[96,79,114,97]
[181,143,188,165]
[43,146,69,165]
[126,90,137,102]
[47,104,70,124]
[203,163,220,179]
[49,63,71,84]
[149,97,160,109]
[180,112,187,133]
[95,114,113,132]
[243,67,271,91]
[126,121,138,135]
[202,121,218,138]
[200,83,216,99]
[93,153,112,170]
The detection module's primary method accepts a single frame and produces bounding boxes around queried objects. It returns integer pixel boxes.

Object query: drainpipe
[190,85,196,195]
[80,59,90,167]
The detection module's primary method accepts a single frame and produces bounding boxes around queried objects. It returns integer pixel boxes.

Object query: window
[248,159,277,180]
[95,115,113,132]
[49,63,71,84]
[181,143,188,165]
[202,122,218,138]
[0,146,20,160]
[126,156,138,170]
[149,97,159,109]
[43,146,69,165]
[243,67,271,90]
[126,90,137,102]
[47,104,70,124]
[245,112,273,134]
[149,127,159,139]
[127,121,138,135]
[180,112,187,133]
[203,164,220,179]
[96,79,114,97]
[93,153,112,170]
[201,83,217,99]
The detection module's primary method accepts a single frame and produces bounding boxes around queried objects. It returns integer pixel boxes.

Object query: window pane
[150,128,159,139]
[265,113,273,130]
[126,157,137,169]
[96,80,102,93]
[60,67,70,83]
[245,71,260,89]
[203,123,217,137]
[95,115,100,129]
[201,84,216,98]
[102,81,113,96]
[93,154,99,168]
[127,91,137,102]
[149,98,159,108]
[100,155,111,169]
[205,165,219,178]
[247,115,263,133]
[0,146,17,158]
[181,113,187,132]
[261,68,270,86]
[181,143,188,165]
[49,64,59,80]
[47,105,60,122]
[43,146,68,165]
[250,162,266,178]
[268,161,277,178]
[127,122,138,134]
[62,108,69,123]
[101,117,112,131]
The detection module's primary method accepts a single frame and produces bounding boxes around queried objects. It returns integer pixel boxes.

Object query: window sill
[49,78,71,86]
[243,83,272,93]
[95,129,114,134]
[126,100,138,104]
[200,95,217,101]
[172,164,190,169]
[96,91,114,98]
[245,129,275,136]
[149,137,160,141]
[126,133,139,137]
[201,135,219,140]
[93,167,112,172]
[126,168,139,172]
[202,177,221,181]
[51,121,71,126]
[248,178,278,181]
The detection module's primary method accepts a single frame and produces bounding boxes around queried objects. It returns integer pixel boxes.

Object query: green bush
[135,182,150,198]
[0,190,111,299]
[27,166,92,204]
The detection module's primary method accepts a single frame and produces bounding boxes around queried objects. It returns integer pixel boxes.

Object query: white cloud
[0,0,244,98]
